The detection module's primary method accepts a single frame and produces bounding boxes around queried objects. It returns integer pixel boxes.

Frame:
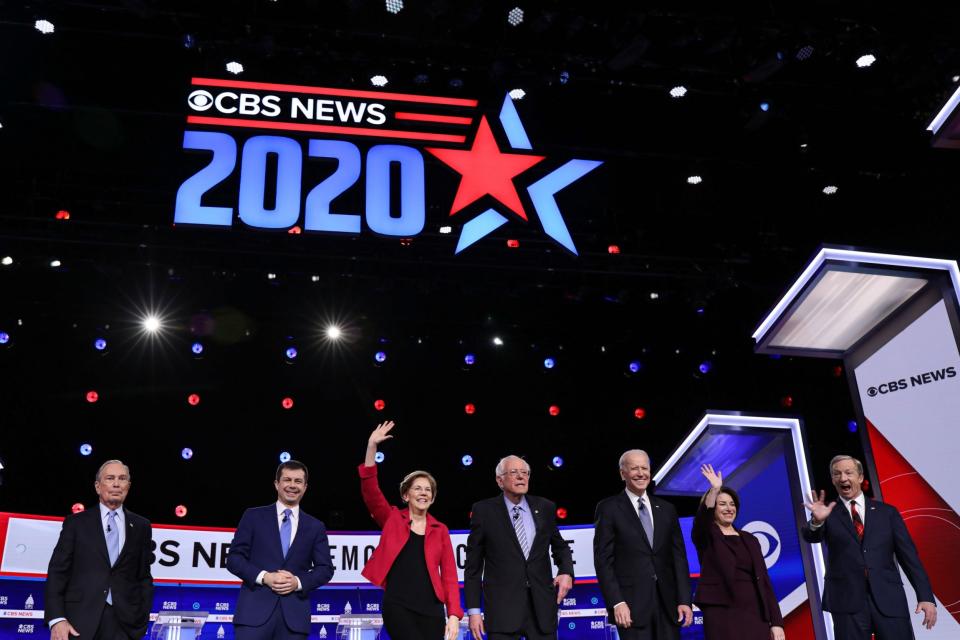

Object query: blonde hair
[400,470,438,500]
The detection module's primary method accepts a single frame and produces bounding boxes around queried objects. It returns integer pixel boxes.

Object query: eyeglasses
[500,469,530,478]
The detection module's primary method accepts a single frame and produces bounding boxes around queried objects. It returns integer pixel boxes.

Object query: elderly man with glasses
[465,455,575,640]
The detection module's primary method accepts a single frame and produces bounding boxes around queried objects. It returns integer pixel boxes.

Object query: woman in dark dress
[359,421,463,640]
[692,464,785,640]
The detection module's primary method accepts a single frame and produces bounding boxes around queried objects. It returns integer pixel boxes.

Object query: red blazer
[358,464,464,619]
[691,504,783,626]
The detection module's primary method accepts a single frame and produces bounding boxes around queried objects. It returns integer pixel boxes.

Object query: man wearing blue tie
[227,460,335,640]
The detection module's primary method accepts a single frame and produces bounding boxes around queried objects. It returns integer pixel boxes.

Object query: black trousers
[382,601,446,640]
[235,600,308,640]
[831,587,914,640]
[487,589,555,640]
[92,604,132,640]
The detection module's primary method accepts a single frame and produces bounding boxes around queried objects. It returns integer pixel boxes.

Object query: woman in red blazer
[360,421,463,640]
[692,464,785,640]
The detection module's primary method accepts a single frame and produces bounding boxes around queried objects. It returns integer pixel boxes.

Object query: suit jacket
[226,504,335,633]
[593,492,691,628]
[691,504,783,626]
[43,506,154,639]
[464,494,575,633]
[801,497,933,617]
[358,464,464,618]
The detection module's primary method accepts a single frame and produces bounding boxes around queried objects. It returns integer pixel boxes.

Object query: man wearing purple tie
[227,461,335,640]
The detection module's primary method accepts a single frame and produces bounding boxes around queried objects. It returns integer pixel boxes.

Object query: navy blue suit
[227,505,335,638]
[802,498,934,640]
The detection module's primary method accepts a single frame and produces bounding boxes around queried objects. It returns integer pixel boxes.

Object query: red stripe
[154,523,236,533]
[394,112,474,125]
[186,116,467,143]
[192,77,478,108]
[0,571,46,578]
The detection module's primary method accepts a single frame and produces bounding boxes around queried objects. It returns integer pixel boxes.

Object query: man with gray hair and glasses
[44,460,154,640]
[803,454,936,639]
[465,455,574,640]
[594,449,692,640]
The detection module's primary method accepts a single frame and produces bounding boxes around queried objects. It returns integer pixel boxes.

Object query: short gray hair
[829,455,863,477]
[618,449,650,469]
[96,460,131,483]
[496,455,531,476]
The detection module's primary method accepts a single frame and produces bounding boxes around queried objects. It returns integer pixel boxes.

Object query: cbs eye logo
[187,90,214,111]
[867,387,878,397]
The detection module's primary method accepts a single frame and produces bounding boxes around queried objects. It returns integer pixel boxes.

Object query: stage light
[856,54,876,68]
[649,292,659,300]
[796,45,814,61]
[1,257,12,266]
[507,7,524,26]
[465,403,476,415]
[50,259,62,268]
[509,89,526,100]
[226,61,244,75]
[371,75,389,87]
[760,102,770,112]
[847,420,858,433]
[669,86,687,98]
[35,19,55,34]
[311,275,320,282]
[413,73,429,85]
[375,452,385,463]
[282,397,294,410]
[698,361,712,374]
[462,454,474,467]
[325,325,342,340]
[687,175,702,185]
[93,338,107,351]
[0,332,10,345]
[464,353,476,365]
[439,226,453,234]
[556,507,568,519]
[552,456,564,468]
[822,185,838,195]
[506,239,520,248]
[781,395,794,408]
[86,391,99,403]
[374,399,386,411]
[71,503,85,514]
[449,78,464,89]
[833,365,843,377]
[175,505,188,518]
[267,273,277,280]
[607,245,621,255]
[191,342,204,356]
[55,209,70,220]
[628,361,642,373]
[182,448,194,460]
[187,393,200,406]
[548,405,560,416]
[374,351,387,363]
[544,357,556,369]
[143,315,161,333]
[399,238,413,247]
[80,443,93,456]
[285,346,298,361]
[634,407,646,420]
[492,336,504,346]
[559,71,570,84]
[279,451,291,463]
[183,34,196,49]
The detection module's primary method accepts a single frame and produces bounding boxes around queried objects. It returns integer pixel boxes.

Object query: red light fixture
[634,407,646,420]
[71,503,85,514]
[781,395,794,408]
[506,239,520,248]
[607,245,621,255]
[55,209,71,220]
[556,507,568,519]
[465,403,476,415]
[175,505,188,518]
[288,225,302,234]
[86,390,99,403]
[282,397,294,410]
[832,365,843,377]
[374,399,386,411]
[187,393,200,406]
[548,405,560,416]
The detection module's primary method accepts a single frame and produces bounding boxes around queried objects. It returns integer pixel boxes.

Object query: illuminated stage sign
[174,78,602,254]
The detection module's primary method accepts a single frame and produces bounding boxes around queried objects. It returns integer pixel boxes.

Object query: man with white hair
[465,455,574,640]
[594,449,692,640]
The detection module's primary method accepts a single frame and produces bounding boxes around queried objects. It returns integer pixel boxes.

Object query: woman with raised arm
[359,421,463,640]
[692,464,785,640]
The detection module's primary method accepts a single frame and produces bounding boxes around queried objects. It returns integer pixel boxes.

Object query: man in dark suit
[803,454,937,639]
[465,455,574,640]
[227,460,335,640]
[593,449,693,640]
[44,459,154,640]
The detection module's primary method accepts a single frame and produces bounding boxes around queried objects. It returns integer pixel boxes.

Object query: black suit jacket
[464,495,575,633]
[801,497,934,616]
[593,492,691,627]
[44,506,154,639]
[691,504,783,626]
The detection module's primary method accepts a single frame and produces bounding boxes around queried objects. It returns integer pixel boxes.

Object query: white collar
[276,502,300,518]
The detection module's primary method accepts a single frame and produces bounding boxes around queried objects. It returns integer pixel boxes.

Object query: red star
[426,116,545,220]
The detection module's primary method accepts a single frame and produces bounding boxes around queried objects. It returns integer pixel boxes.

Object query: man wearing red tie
[803,455,937,639]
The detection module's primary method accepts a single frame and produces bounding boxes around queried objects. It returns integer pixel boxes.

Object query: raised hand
[804,490,837,524]
[700,464,723,490]
[368,421,395,447]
